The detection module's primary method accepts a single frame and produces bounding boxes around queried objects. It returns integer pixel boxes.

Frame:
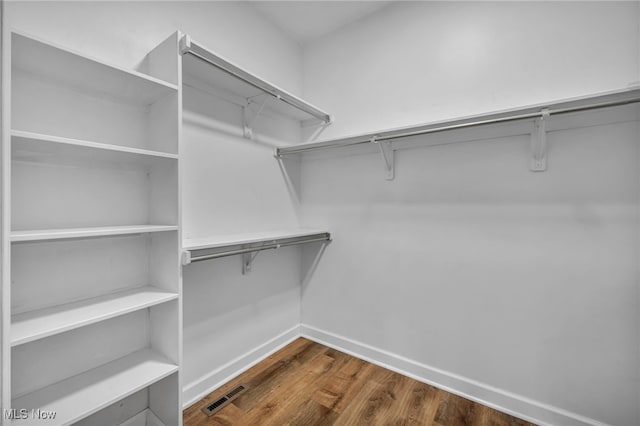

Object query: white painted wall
[303,1,640,139]
[300,2,640,426]
[5,0,305,408]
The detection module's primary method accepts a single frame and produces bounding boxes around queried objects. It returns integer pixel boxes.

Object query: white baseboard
[300,324,609,426]
[182,324,301,408]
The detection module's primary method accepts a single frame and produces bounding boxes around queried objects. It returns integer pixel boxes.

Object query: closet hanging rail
[276,87,640,156]
[186,234,331,264]
[180,34,332,124]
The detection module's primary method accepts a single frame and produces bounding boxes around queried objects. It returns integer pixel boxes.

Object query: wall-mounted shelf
[182,229,331,272]
[275,87,640,175]
[12,287,178,346]
[180,34,331,134]
[11,225,178,243]
[183,228,330,251]
[10,349,178,426]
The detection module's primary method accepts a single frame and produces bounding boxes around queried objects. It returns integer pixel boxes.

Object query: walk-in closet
[1,1,638,426]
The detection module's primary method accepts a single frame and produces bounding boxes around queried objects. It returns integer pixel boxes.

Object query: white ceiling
[248,1,392,45]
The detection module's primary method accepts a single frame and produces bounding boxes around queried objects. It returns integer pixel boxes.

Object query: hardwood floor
[184,338,536,426]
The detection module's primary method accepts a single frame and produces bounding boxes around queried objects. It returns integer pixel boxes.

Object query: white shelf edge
[10,349,178,426]
[277,86,640,155]
[12,30,179,93]
[12,129,179,160]
[11,225,178,242]
[182,228,331,251]
[11,286,179,347]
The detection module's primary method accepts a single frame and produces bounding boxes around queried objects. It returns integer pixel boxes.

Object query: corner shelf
[12,286,179,346]
[12,31,178,105]
[10,349,178,426]
[11,225,178,243]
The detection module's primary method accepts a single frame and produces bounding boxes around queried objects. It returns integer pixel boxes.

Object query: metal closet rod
[182,37,332,124]
[188,234,331,264]
[277,95,640,156]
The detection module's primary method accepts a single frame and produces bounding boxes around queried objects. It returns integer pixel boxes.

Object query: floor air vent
[202,385,247,416]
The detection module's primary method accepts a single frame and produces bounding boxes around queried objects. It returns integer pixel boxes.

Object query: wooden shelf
[11,225,178,242]
[12,286,178,346]
[183,228,330,251]
[11,349,178,426]
[12,130,178,166]
[181,34,330,123]
[12,31,177,105]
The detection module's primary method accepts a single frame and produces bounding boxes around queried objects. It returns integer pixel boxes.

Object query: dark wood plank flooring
[184,338,536,426]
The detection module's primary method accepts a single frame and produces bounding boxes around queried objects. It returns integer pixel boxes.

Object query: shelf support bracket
[242,251,259,274]
[530,109,549,172]
[243,95,272,139]
[372,136,395,180]
[242,241,271,274]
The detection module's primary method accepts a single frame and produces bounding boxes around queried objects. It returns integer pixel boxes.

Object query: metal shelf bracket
[242,241,280,274]
[372,136,395,180]
[530,108,549,172]
[243,95,272,139]
[242,249,261,274]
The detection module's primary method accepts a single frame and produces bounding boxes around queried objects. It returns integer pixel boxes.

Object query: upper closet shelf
[180,34,331,124]
[12,31,178,105]
[276,86,640,157]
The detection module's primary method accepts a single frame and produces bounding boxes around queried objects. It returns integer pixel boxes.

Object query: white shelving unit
[2,31,183,425]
